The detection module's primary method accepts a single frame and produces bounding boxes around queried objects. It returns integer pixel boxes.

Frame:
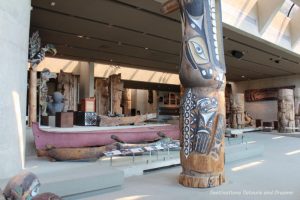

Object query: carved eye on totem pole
[179,0,225,89]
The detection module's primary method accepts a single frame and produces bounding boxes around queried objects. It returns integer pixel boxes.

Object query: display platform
[0,157,124,198]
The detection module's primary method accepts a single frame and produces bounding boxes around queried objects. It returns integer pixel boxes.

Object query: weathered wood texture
[163,0,226,188]
[225,84,232,118]
[294,88,300,129]
[278,89,295,133]
[109,74,124,115]
[95,78,109,115]
[44,146,107,161]
[29,68,37,127]
[245,86,295,102]
[98,113,156,126]
[122,88,131,116]
[230,93,245,129]
[57,71,78,111]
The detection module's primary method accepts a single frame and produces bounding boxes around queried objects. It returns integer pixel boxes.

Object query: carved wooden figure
[57,71,78,112]
[278,89,295,133]
[39,69,57,117]
[294,88,300,129]
[162,0,226,188]
[95,78,109,115]
[230,93,245,129]
[109,74,124,115]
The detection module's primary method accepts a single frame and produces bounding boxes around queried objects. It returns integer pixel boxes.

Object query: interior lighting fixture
[50,2,56,6]
[241,75,245,78]
[231,50,244,59]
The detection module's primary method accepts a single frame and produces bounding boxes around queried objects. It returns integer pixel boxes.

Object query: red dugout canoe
[32,122,180,150]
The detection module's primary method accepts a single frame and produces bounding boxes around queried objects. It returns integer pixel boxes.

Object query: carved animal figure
[278,89,295,133]
[162,0,226,188]
[2,171,40,200]
[39,69,57,117]
[230,93,245,129]
[1,171,62,200]
[28,31,57,69]
[47,92,64,116]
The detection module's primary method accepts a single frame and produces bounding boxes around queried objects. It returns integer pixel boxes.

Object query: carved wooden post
[278,89,295,133]
[230,93,245,129]
[29,68,37,127]
[57,71,78,111]
[95,78,109,115]
[109,74,124,115]
[162,0,226,187]
[294,88,300,130]
[122,88,131,116]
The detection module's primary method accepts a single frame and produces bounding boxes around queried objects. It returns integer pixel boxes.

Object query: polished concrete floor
[80,132,300,200]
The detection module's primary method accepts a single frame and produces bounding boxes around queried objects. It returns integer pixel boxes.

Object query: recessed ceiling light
[145,47,149,50]
[110,59,113,62]
[241,75,245,78]
[50,2,56,6]
[77,35,83,38]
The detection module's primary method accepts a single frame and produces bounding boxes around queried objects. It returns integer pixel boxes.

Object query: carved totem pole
[39,69,57,117]
[294,88,300,129]
[278,89,295,133]
[162,0,226,187]
[230,93,245,129]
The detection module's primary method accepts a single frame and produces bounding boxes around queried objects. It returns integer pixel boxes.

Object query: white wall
[0,0,31,178]
[233,75,300,122]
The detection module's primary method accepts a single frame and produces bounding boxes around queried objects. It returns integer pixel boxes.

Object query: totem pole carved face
[278,95,294,113]
[230,94,244,112]
[179,0,225,88]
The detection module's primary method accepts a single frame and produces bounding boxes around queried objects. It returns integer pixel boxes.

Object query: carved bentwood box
[75,111,97,126]
[55,112,74,128]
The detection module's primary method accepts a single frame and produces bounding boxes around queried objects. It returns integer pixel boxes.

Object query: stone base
[179,172,225,188]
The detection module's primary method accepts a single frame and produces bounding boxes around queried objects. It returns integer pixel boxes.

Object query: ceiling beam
[257,0,285,34]
[291,0,300,7]
[290,9,300,49]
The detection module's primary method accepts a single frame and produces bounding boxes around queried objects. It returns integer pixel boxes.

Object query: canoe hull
[32,122,180,150]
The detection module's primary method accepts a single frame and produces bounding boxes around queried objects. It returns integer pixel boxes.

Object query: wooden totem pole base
[179,173,225,188]
[179,150,225,188]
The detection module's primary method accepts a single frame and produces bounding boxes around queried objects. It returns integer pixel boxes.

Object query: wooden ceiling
[31,0,300,81]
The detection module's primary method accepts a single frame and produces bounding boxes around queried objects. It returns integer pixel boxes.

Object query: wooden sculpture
[95,78,109,115]
[109,74,124,115]
[2,171,61,200]
[230,93,245,129]
[28,31,56,127]
[294,88,300,129]
[278,89,295,133]
[162,0,226,188]
[57,70,78,112]
[39,69,57,117]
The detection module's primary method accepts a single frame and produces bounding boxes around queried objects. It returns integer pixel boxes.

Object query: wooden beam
[29,68,37,127]
[123,80,180,92]
[290,10,300,48]
[257,0,285,34]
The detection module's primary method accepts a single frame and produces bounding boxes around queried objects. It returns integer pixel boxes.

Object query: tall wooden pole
[29,68,37,127]
[278,89,295,133]
[162,0,226,188]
